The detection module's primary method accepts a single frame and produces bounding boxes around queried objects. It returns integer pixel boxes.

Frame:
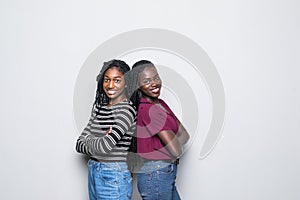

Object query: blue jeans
[137,161,181,200]
[88,159,132,200]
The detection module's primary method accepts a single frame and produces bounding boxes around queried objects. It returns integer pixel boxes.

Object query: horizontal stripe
[76,101,136,161]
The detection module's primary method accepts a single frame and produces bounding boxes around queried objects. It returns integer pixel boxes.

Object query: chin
[151,94,160,98]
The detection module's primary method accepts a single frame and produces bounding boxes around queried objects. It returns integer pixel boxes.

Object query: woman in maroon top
[130,60,190,200]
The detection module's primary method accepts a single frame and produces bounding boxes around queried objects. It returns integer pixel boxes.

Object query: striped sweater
[75,100,136,161]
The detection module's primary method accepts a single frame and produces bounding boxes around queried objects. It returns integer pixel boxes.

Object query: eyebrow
[104,75,122,79]
[141,73,159,79]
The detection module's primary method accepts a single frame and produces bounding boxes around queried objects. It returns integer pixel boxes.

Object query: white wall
[1,0,299,200]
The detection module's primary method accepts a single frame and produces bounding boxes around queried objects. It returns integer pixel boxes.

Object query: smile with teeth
[151,88,160,93]
[107,90,117,95]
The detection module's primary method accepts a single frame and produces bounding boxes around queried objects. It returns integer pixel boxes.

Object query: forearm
[76,105,136,155]
[164,138,182,158]
[75,113,95,156]
[75,119,112,155]
[84,134,113,154]
[75,135,92,156]
[83,118,134,155]
[177,123,190,145]
[158,130,183,158]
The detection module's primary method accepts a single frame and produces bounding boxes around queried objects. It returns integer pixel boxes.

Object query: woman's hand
[105,126,113,136]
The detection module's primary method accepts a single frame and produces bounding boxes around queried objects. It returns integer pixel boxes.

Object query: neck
[143,96,159,104]
[108,96,127,106]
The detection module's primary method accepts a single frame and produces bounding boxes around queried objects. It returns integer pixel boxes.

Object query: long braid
[128,60,155,154]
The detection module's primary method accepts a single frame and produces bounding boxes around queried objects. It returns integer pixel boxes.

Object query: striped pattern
[76,101,136,161]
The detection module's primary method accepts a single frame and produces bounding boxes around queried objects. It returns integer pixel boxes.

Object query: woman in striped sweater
[75,59,136,200]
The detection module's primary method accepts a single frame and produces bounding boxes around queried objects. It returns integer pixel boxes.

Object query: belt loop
[172,158,179,165]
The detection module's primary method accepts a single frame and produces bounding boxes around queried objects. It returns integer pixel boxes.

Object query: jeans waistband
[144,158,179,165]
[88,159,129,171]
[90,157,126,163]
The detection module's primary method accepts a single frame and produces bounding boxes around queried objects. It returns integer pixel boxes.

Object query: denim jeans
[137,161,181,200]
[88,159,132,200]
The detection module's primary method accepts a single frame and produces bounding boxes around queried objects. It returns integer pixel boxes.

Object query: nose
[150,80,157,86]
[108,81,115,88]
[150,78,160,86]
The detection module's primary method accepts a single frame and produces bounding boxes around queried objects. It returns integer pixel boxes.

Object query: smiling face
[138,66,162,103]
[103,67,126,105]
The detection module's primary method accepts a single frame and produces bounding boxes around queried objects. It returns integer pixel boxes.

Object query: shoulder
[138,98,153,113]
[138,98,152,111]
[158,98,168,106]
[139,102,166,120]
[157,99,172,111]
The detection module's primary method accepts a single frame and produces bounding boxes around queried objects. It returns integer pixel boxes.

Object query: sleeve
[139,104,169,136]
[160,100,179,120]
[75,109,96,156]
[83,105,136,155]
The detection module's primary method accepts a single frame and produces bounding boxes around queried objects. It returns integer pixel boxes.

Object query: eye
[114,79,121,84]
[104,78,110,83]
[153,76,160,82]
[142,80,151,85]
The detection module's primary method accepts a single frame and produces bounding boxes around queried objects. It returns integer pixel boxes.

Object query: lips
[150,87,160,94]
[106,90,117,95]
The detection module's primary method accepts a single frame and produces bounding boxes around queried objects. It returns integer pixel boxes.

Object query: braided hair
[127,60,156,157]
[93,59,130,109]
[129,60,156,109]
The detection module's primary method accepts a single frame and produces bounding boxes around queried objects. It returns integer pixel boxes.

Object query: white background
[1,0,299,199]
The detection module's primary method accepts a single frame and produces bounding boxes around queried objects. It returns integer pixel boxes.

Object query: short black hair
[132,60,154,69]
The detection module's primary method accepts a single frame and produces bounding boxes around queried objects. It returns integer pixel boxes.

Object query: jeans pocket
[121,170,132,183]
[157,164,174,174]
[119,171,133,199]
[98,168,119,185]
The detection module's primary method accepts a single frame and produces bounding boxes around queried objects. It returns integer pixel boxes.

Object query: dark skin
[103,67,127,105]
[138,66,190,158]
[103,67,127,135]
[176,123,190,145]
[105,66,190,157]
[158,130,182,158]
